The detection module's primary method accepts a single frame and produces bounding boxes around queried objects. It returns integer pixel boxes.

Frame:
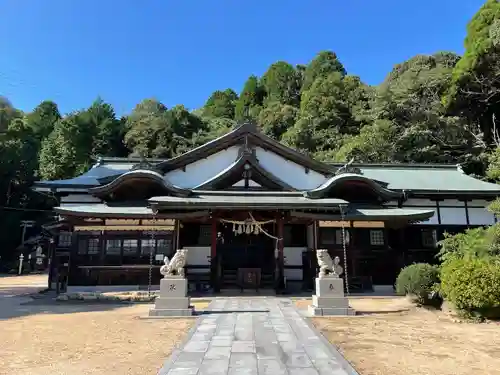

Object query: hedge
[440,257,500,319]
[395,263,440,305]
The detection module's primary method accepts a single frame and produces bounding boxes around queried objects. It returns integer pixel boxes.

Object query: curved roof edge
[304,173,403,200]
[155,121,334,175]
[88,169,192,198]
[194,152,294,191]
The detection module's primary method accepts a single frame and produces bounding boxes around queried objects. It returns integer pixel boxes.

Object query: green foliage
[234,75,265,122]
[395,263,440,305]
[446,0,500,146]
[203,89,238,119]
[301,51,346,92]
[257,102,297,140]
[0,96,22,132]
[25,100,61,140]
[261,61,301,106]
[440,257,500,319]
[438,224,500,263]
[334,119,396,162]
[3,2,500,262]
[125,100,206,158]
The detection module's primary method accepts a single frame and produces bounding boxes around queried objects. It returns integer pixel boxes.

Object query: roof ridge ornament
[335,158,362,176]
[132,158,162,174]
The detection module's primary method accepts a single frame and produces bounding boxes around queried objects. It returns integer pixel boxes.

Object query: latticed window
[106,239,121,255]
[198,225,211,246]
[157,239,172,255]
[421,229,437,248]
[88,238,100,254]
[141,239,156,256]
[122,239,138,256]
[369,230,385,246]
[58,232,72,247]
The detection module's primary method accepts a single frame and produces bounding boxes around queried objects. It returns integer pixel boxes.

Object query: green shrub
[440,257,500,319]
[395,263,440,305]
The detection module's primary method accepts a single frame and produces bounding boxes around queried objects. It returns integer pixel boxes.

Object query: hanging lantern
[254,225,259,235]
[245,224,252,234]
[237,224,243,235]
[232,223,237,233]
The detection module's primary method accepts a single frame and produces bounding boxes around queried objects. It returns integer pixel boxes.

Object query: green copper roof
[149,193,347,210]
[350,164,500,194]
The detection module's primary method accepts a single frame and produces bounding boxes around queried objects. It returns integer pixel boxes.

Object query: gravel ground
[296,297,500,375]
[0,303,194,375]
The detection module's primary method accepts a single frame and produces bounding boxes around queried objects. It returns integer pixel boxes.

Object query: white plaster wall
[468,199,493,207]
[284,269,302,281]
[468,207,495,225]
[284,247,306,266]
[184,246,210,268]
[402,199,439,225]
[165,146,240,188]
[467,199,496,226]
[439,199,465,207]
[413,209,440,225]
[255,147,327,190]
[60,195,101,207]
[232,179,262,187]
[404,199,436,207]
[440,207,468,225]
[284,246,305,281]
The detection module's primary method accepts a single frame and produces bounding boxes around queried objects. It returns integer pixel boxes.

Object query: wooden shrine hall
[33,122,500,293]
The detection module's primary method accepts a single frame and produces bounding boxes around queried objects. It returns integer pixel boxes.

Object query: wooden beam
[318,220,351,228]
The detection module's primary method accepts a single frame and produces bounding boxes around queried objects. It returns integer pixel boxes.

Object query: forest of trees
[0,0,499,259]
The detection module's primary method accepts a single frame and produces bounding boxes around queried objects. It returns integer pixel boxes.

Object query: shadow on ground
[0,294,142,321]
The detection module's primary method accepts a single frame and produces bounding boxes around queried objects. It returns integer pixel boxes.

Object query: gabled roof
[88,169,192,198]
[333,163,500,195]
[156,122,334,175]
[194,149,293,191]
[32,121,500,198]
[304,172,402,200]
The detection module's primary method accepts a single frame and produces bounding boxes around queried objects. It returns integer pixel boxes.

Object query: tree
[446,0,500,146]
[25,100,61,140]
[81,98,124,157]
[38,114,85,180]
[124,99,170,158]
[0,97,22,133]
[301,51,346,92]
[261,61,301,106]
[257,102,298,140]
[333,119,397,162]
[203,89,238,119]
[234,75,265,122]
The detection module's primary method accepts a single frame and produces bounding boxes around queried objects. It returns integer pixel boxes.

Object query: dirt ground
[296,297,500,375]
[0,303,194,375]
[0,273,48,287]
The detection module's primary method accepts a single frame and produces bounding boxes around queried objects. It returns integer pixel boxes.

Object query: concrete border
[156,299,216,375]
[289,299,361,375]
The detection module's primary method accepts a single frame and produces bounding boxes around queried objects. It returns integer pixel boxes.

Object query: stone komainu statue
[316,249,343,278]
[160,248,188,277]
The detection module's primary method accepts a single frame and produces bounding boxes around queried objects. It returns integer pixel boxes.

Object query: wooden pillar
[174,219,180,252]
[313,220,318,250]
[47,237,56,290]
[277,212,285,291]
[210,213,219,292]
[210,214,217,259]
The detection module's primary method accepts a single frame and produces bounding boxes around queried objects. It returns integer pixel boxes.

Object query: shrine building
[33,122,500,293]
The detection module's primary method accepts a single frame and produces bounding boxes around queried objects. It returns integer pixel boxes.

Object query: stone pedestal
[308,277,355,316]
[149,277,193,317]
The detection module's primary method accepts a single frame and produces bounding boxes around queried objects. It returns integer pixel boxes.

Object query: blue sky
[0,0,486,116]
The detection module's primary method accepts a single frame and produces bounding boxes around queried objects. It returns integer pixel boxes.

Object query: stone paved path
[159,297,357,375]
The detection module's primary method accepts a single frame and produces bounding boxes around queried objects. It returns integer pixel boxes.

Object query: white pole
[18,254,24,275]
